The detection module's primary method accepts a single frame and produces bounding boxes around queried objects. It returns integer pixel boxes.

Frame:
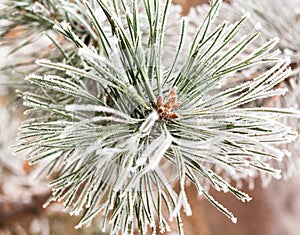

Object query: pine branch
[233,0,300,59]
[2,0,299,234]
[186,0,300,184]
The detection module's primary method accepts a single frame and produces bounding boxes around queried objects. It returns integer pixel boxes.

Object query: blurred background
[1,0,300,234]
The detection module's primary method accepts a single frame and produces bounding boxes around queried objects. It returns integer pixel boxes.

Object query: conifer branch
[1,0,300,234]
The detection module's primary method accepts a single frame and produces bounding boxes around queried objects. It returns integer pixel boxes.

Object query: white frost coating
[114,169,131,190]
[243,12,251,20]
[273,170,282,180]
[65,104,132,119]
[235,0,300,58]
[141,130,173,170]
[78,46,101,61]
[100,147,122,156]
[139,111,159,135]
[242,195,252,203]
[87,116,133,124]
[123,135,140,155]
[59,125,73,139]
[24,74,43,82]
[254,22,262,31]
[53,21,70,31]
[171,191,192,220]
[124,112,162,167]
[232,217,238,223]
[134,154,147,167]
[26,2,49,15]
[35,59,63,69]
